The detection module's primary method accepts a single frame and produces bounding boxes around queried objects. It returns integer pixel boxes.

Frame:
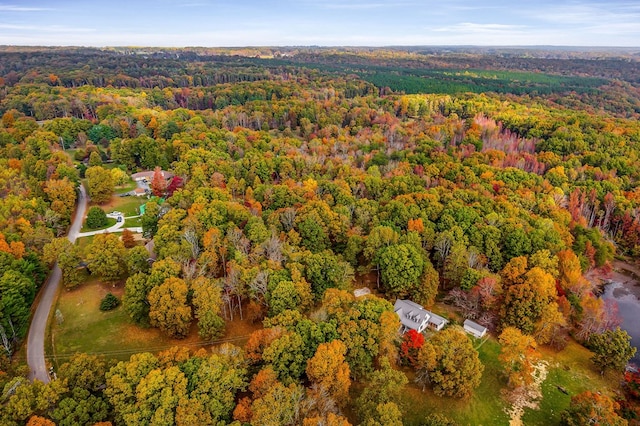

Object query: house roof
[131,170,174,180]
[428,312,449,327]
[463,319,487,333]
[394,299,430,331]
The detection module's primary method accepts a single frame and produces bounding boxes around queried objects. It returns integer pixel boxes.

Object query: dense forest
[1,46,640,425]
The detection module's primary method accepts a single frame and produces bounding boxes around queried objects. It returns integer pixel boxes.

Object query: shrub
[86,207,108,229]
[99,293,120,311]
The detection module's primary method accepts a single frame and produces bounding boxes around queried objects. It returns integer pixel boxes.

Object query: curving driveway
[27,184,87,383]
[76,214,142,238]
[27,186,145,382]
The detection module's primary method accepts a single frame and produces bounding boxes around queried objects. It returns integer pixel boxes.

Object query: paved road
[76,214,142,238]
[27,184,87,383]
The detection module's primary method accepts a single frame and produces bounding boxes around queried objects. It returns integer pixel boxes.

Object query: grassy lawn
[51,279,198,364]
[50,279,263,366]
[75,235,95,251]
[399,333,619,426]
[102,196,146,217]
[80,217,117,233]
[115,179,138,194]
[402,337,510,426]
[521,340,619,425]
[124,216,143,227]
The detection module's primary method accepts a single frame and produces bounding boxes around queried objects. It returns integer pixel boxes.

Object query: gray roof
[463,319,487,333]
[428,312,448,327]
[394,299,430,331]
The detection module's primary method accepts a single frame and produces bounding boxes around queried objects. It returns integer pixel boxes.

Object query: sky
[0,0,639,47]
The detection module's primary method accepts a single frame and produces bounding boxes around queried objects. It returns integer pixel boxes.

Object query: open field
[521,341,621,425]
[49,279,261,366]
[401,337,510,426]
[124,216,143,227]
[98,195,147,217]
[399,333,617,425]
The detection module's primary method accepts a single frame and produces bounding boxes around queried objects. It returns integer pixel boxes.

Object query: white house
[427,312,449,331]
[394,300,450,334]
[394,299,430,334]
[463,319,488,338]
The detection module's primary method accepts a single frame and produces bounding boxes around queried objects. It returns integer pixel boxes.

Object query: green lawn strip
[401,337,510,426]
[124,216,143,227]
[115,179,138,194]
[80,217,117,233]
[106,196,146,217]
[521,340,619,425]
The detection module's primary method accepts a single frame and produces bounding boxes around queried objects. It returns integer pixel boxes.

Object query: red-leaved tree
[400,329,424,368]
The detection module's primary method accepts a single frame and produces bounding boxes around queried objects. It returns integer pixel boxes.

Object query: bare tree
[182,259,197,281]
[0,325,11,357]
[434,233,452,265]
[280,208,297,232]
[182,228,200,259]
[227,227,250,256]
[467,247,482,269]
[249,270,270,307]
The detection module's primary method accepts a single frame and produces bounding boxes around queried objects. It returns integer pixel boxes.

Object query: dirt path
[504,361,549,426]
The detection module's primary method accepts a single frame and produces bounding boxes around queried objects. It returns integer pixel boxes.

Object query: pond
[601,278,640,367]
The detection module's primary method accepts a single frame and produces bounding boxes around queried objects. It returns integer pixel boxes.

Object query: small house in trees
[463,319,487,338]
[133,187,148,197]
[394,299,431,334]
[131,170,174,182]
[394,299,450,334]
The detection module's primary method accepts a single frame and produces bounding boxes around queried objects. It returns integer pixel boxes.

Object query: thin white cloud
[530,2,640,26]
[312,0,419,10]
[0,5,51,11]
[433,23,527,33]
[0,23,94,33]
[324,2,399,9]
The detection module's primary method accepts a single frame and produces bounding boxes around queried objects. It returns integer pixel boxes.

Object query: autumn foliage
[399,329,424,368]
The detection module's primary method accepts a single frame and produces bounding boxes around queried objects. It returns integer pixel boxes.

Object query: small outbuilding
[463,319,488,339]
[133,187,148,197]
[427,312,449,331]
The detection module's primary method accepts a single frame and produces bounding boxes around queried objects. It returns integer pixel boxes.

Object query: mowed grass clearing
[50,278,261,366]
[400,333,618,426]
[401,337,510,426]
[99,195,147,217]
[521,341,620,425]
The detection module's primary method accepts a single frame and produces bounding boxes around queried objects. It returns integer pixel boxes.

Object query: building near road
[132,187,148,197]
